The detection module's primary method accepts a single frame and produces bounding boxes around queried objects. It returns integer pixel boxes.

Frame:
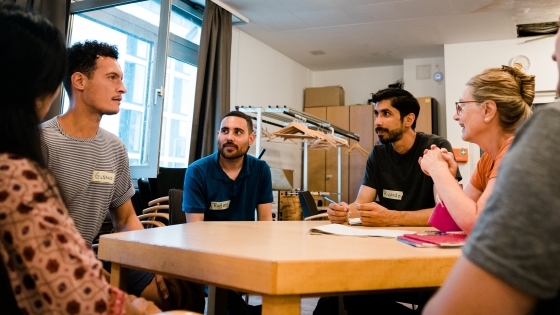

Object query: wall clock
[510,55,530,72]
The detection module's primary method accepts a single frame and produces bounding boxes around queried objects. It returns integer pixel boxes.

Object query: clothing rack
[236,105,360,202]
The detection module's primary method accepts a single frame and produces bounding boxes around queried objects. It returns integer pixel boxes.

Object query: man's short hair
[371,88,420,130]
[63,40,119,97]
[223,111,254,133]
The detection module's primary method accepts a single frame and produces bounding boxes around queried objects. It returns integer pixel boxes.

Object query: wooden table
[98,221,461,314]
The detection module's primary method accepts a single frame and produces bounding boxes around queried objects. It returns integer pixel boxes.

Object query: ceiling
[211,0,560,71]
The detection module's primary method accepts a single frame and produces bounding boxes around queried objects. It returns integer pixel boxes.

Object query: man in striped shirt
[40,40,204,313]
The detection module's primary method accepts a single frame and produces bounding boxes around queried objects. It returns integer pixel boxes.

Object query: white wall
[444,36,558,184]
[231,28,311,188]
[403,57,447,138]
[311,66,404,104]
[231,29,558,190]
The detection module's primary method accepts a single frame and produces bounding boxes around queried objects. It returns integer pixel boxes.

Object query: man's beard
[218,142,249,160]
[375,125,405,144]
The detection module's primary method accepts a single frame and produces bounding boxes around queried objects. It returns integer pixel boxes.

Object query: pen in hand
[320,193,350,221]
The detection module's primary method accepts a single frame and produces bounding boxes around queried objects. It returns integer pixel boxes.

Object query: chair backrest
[168,188,186,225]
[298,191,319,219]
[148,167,187,199]
[137,178,152,210]
[0,262,22,315]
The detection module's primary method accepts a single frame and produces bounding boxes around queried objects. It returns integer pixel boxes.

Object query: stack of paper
[310,224,415,238]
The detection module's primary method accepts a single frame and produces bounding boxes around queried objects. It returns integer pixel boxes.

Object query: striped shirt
[40,117,135,245]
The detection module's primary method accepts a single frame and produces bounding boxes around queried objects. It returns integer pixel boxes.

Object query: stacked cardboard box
[304,85,345,108]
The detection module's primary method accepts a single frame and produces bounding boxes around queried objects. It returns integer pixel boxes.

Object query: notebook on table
[397,232,466,248]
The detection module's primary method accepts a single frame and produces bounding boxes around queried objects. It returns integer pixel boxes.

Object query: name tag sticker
[91,171,115,184]
[383,189,403,200]
[210,200,230,211]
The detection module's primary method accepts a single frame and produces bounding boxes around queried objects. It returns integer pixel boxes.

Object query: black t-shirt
[362,132,462,211]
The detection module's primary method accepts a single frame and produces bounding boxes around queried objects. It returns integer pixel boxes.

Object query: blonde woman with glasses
[418,66,534,234]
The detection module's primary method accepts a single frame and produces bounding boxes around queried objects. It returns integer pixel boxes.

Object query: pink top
[0,153,125,315]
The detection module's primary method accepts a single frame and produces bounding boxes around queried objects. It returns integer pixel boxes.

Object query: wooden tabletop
[98,221,461,296]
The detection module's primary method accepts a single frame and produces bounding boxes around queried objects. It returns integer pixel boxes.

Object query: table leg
[207,285,227,315]
[262,294,300,315]
[110,263,129,290]
[338,296,347,315]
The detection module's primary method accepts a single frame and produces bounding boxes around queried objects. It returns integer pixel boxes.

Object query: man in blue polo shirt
[183,110,272,222]
[183,110,271,314]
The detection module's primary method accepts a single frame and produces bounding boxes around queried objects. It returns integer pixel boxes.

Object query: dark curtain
[188,0,232,164]
[12,0,71,121]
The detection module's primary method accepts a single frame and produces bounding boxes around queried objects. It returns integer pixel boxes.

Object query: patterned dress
[0,153,126,314]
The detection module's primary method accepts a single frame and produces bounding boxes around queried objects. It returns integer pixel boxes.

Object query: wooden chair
[147,167,187,202]
[168,188,186,225]
[139,167,187,225]
[298,191,329,221]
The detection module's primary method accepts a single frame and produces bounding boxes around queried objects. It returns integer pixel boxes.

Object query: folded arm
[420,145,492,234]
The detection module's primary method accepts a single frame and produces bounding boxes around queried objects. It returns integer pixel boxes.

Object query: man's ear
[71,72,86,92]
[248,132,256,145]
[404,113,415,128]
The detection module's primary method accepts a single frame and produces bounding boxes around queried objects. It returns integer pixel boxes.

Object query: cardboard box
[277,191,329,221]
[304,86,345,108]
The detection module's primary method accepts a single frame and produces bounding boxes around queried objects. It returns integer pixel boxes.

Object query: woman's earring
[484,117,489,122]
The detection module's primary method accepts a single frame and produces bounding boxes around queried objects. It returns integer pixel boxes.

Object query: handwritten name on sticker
[91,171,115,184]
[210,200,230,210]
[383,189,403,200]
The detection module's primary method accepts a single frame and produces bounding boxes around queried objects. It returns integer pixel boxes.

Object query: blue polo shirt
[182,152,273,221]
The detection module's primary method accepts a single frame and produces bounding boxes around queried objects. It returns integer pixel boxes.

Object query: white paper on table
[310,224,415,238]
[348,217,362,226]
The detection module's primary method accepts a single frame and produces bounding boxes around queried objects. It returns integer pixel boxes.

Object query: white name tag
[383,189,403,200]
[210,200,230,210]
[91,171,115,184]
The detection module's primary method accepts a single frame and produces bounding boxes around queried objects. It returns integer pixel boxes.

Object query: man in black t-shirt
[318,88,461,315]
[327,88,461,227]
[318,89,461,315]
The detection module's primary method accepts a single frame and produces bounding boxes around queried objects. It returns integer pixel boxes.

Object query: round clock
[433,71,443,82]
[510,55,530,72]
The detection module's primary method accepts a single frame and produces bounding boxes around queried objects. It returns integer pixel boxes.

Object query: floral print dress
[0,153,126,314]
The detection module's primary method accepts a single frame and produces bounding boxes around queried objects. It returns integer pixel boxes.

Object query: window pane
[66,0,161,167]
[159,57,196,167]
[170,6,201,45]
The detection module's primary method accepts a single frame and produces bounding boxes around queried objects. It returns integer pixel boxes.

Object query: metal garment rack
[236,105,360,202]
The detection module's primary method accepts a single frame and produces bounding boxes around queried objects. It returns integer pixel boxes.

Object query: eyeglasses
[455,101,478,116]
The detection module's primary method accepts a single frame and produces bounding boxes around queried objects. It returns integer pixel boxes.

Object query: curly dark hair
[63,40,119,97]
[371,88,420,130]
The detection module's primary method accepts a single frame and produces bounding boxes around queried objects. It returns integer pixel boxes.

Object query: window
[159,58,196,167]
[67,0,201,177]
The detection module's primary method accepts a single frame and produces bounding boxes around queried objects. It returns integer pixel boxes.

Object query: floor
[204,296,321,314]
[204,295,416,314]
[248,296,320,314]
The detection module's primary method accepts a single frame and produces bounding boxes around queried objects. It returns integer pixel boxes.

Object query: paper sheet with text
[310,224,415,238]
